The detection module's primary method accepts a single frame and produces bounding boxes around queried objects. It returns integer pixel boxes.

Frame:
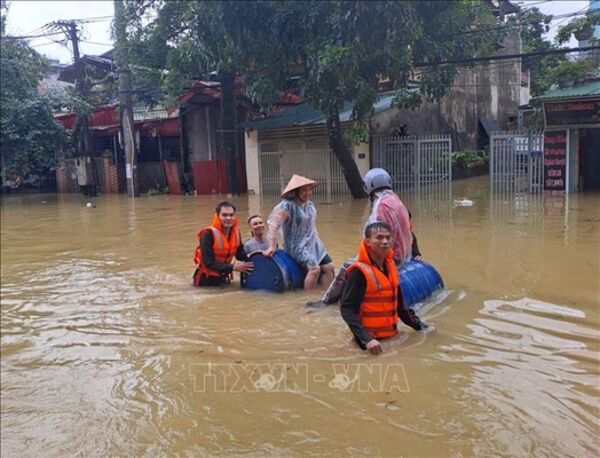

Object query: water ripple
[437,297,600,457]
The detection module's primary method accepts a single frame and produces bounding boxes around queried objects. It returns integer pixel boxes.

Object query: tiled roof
[535,80,600,101]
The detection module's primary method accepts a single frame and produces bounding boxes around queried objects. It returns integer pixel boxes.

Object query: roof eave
[535,93,600,103]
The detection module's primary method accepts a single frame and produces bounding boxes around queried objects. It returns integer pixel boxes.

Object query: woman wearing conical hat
[264,174,335,290]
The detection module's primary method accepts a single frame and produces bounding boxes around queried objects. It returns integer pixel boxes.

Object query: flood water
[1,176,599,457]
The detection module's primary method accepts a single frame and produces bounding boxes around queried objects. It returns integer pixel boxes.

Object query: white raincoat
[267,198,328,269]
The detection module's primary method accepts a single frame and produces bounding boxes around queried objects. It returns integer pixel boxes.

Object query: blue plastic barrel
[272,250,305,289]
[399,260,444,308]
[242,251,444,308]
[241,250,305,292]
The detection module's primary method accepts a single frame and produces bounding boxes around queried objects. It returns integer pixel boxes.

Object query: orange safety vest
[193,213,241,281]
[346,240,400,339]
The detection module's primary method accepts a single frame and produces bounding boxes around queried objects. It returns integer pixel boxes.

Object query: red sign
[544,99,600,127]
[543,130,567,193]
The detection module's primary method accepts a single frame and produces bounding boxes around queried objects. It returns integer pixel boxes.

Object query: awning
[479,117,501,137]
[532,80,600,103]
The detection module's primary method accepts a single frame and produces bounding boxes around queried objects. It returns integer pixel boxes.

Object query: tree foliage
[123,0,505,197]
[511,7,600,97]
[550,10,600,88]
[555,11,600,45]
[0,4,68,179]
[508,7,563,96]
[124,0,257,194]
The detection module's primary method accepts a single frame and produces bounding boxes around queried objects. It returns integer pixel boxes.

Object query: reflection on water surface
[1,177,599,457]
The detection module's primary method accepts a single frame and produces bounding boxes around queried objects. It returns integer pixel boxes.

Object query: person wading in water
[308,168,421,307]
[340,221,430,355]
[193,201,253,287]
[243,215,270,255]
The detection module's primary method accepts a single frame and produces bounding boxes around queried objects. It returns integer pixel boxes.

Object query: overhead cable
[415,45,600,67]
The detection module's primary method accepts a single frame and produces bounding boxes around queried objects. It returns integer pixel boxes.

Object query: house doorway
[579,128,600,191]
[258,138,351,199]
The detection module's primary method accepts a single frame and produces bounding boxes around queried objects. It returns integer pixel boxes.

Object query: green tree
[0,3,68,181]
[550,10,600,88]
[228,1,503,197]
[508,7,566,96]
[512,7,600,96]
[123,0,245,194]
[124,0,503,198]
[555,11,600,46]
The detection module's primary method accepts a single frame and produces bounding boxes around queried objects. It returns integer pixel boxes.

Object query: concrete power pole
[113,0,139,197]
[56,20,97,196]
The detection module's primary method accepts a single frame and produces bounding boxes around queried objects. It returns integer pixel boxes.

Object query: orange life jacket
[346,240,399,339]
[193,213,241,280]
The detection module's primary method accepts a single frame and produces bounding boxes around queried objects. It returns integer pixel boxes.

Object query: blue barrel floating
[241,250,444,308]
[399,260,444,308]
[241,250,305,292]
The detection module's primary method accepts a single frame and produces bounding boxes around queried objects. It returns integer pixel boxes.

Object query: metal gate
[259,139,350,199]
[490,131,543,193]
[372,135,452,192]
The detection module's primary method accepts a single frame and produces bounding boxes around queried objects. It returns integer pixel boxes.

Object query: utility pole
[54,20,97,196]
[220,71,239,195]
[113,0,139,197]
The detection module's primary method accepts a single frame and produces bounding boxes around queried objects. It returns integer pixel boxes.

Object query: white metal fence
[372,135,452,192]
[259,139,350,200]
[260,134,453,198]
[490,131,544,193]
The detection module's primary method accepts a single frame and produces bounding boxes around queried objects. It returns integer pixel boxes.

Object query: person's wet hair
[364,221,392,238]
[247,214,262,224]
[215,201,236,214]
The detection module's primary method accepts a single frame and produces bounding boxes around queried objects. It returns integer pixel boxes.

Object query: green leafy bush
[147,185,169,196]
[1,34,68,177]
[452,149,488,169]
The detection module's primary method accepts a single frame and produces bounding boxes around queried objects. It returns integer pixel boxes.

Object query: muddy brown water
[1,177,599,457]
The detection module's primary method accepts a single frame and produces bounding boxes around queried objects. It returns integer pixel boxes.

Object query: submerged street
[1,177,598,457]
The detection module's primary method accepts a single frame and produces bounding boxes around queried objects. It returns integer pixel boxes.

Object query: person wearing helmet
[307,167,421,307]
[363,168,413,262]
[365,168,422,261]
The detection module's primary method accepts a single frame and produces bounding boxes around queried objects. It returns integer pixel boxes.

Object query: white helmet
[363,168,392,194]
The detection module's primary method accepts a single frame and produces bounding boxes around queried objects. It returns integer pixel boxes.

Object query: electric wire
[3,30,67,40]
[415,45,600,67]
[432,9,589,39]
[516,0,552,8]
[546,5,591,32]
[80,40,113,47]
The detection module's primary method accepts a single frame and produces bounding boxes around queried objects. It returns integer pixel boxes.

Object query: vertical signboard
[543,130,568,193]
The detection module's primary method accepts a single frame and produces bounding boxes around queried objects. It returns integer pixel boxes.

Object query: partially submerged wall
[371,32,525,151]
[184,105,218,162]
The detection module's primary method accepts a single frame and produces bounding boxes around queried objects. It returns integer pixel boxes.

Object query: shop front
[537,80,600,193]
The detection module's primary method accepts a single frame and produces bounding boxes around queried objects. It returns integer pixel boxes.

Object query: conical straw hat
[281,174,318,197]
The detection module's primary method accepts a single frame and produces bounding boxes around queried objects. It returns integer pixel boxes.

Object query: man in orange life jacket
[193,201,253,287]
[340,221,429,355]
[308,168,421,308]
